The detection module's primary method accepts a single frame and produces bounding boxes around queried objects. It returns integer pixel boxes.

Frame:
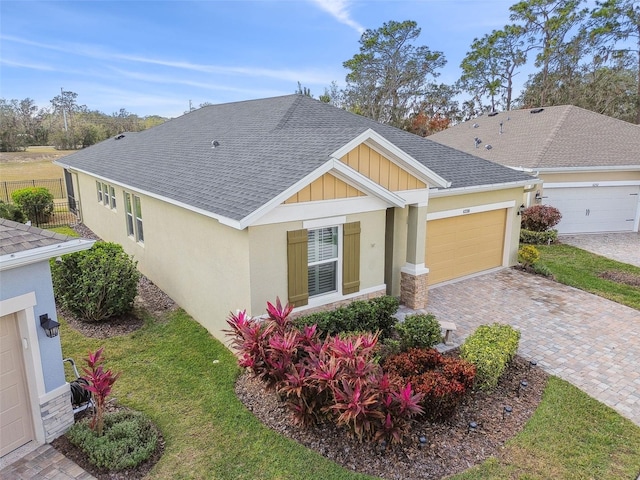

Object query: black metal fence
[0,178,65,203]
[25,200,81,229]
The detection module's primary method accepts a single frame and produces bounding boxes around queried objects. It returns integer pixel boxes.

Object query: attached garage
[426,209,507,285]
[0,313,34,457]
[544,185,640,234]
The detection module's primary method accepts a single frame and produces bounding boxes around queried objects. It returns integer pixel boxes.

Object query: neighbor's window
[307,226,338,297]
[96,181,103,202]
[124,192,135,237]
[134,195,144,243]
[109,186,116,209]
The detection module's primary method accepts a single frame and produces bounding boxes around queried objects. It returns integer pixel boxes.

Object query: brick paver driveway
[426,268,640,426]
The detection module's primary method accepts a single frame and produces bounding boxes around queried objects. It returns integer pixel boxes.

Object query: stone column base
[40,387,75,442]
[400,270,429,310]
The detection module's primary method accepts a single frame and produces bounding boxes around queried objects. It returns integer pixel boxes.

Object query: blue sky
[2,0,528,118]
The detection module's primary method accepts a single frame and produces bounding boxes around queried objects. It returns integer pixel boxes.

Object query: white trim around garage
[544,180,640,188]
[0,292,46,445]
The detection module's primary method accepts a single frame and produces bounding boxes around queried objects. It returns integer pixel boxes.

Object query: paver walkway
[0,444,95,479]
[422,268,640,426]
[560,232,640,268]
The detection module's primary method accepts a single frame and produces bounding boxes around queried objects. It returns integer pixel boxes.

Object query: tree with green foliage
[459,25,528,111]
[11,187,54,225]
[510,0,588,106]
[51,242,140,322]
[342,20,446,128]
[587,0,640,123]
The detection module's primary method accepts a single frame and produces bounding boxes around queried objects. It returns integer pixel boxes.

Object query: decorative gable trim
[240,158,405,229]
[330,129,450,189]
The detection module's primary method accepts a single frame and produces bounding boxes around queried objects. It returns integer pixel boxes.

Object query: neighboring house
[0,219,94,458]
[56,95,538,341]
[430,105,640,234]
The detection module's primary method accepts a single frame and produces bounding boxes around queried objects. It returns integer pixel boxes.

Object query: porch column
[400,203,429,309]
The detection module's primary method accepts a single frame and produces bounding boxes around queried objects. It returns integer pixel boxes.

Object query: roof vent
[474,137,482,148]
[115,134,125,140]
[485,144,493,150]
[473,123,479,128]
[211,140,220,149]
[530,108,544,114]
[488,111,498,117]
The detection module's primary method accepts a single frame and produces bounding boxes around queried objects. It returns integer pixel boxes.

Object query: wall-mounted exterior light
[40,314,60,338]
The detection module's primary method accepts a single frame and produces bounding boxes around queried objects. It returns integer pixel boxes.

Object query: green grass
[536,244,640,310]
[59,309,640,479]
[50,226,79,236]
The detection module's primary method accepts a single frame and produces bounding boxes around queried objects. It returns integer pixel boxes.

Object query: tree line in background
[1,0,637,151]
[0,91,166,152]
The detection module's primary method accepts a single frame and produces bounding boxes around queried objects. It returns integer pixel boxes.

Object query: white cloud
[309,0,365,34]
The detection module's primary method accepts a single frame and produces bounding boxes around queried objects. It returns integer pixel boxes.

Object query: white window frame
[96,181,102,203]
[124,192,135,238]
[102,182,110,207]
[307,225,342,299]
[133,194,144,243]
[109,185,116,210]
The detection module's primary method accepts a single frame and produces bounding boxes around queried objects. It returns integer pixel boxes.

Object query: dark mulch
[236,354,548,480]
[599,270,640,287]
[51,403,165,480]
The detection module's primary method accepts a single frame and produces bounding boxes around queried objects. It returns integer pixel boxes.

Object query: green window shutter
[342,221,361,295]
[287,229,309,307]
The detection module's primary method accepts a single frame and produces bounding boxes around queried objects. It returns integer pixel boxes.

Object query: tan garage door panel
[427,209,506,285]
[0,313,34,457]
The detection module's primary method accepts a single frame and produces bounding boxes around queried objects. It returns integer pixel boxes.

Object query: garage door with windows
[544,185,640,234]
[0,313,34,457]
[426,209,506,285]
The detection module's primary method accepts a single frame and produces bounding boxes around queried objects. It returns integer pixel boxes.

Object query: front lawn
[59,309,640,479]
[537,244,640,311]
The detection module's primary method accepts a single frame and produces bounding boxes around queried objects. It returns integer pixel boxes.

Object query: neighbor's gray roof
[58,95,535,222]
[429,105,640,170]
[0,218,76,255]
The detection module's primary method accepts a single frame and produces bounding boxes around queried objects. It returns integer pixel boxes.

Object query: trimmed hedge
[11,187,54,223]
[396,313,442,350]
[293,296,399,339]
[459,323,521,391]
[520,228,558,245]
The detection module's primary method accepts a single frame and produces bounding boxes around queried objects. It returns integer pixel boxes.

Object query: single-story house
[56,94,538,341]
[0,219,94,459]
[429,105,640,234]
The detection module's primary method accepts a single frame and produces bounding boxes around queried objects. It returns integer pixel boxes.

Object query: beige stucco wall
[247,210,387,315]
[72,171,251,341]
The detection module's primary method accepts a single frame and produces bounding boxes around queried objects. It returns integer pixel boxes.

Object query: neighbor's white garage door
[0,313,34,457]
[544,185,639,234]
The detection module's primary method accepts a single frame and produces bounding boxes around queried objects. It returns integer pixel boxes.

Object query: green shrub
[10,187,54,224]
[0,200,26,223]
[459,323,521,391]
[518,245,540,268]
[396,314,442,350]
[294,295,399,339]
[51,242,140,322]
[66,410,158,471]
[520,228,558,245]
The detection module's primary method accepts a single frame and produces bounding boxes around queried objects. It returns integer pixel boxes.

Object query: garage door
[544,186,639,234]
[426,209,506,285]
[0,313,34,457]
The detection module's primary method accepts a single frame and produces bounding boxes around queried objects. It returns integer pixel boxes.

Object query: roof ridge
[273,95,304,131]
[535,105,572,167]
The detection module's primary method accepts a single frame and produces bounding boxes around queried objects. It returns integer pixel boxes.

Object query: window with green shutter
[287,229,309,307]
[342,221,360,294]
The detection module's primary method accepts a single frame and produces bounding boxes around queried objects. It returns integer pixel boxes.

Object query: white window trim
[306,224,343,301]
[109,185,117,210]
[96,181,102,203]
[133,194,144,244]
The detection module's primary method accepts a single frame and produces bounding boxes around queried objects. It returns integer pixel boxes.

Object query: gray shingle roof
[429,105,640,170]
[58,95,535,222]
[0,218,76,255]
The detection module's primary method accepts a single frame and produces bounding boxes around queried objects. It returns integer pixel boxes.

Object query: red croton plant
[81,347,121,436]
[226,298,424,444]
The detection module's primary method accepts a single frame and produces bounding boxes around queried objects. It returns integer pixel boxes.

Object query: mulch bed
[236,354,548,480]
